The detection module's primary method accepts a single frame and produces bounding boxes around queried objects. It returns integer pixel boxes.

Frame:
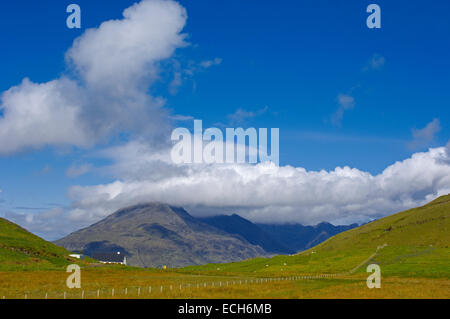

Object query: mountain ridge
[55,203,267,268]
[56,202,359,267]
[256,222,358,252]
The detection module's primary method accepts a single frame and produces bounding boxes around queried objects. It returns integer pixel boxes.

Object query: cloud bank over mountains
[6,142,449,240]
[67,144,450,225]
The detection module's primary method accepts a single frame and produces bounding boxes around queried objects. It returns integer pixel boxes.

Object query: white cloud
[0,78,91,153]
[169,71,183,95]
[408,118,441,149]
[363,53,385,71]
[66,163,93,178]
[226,106,269,125]
[337,94,355,109]
[0,0,188,155]
[446,140,450,157]
[67,0,187,92]
[330,94,355,126]
[169,114,195,121]
[168,57,223,94]
[330,53,385,127]
[199,58,222,69]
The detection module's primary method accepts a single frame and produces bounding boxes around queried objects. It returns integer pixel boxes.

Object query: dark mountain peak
[314,222,335,232]
[229,214,255,225]
[97,202,195,229]
[258,221,359,253]
[315,221,332,228]
[111,202,172,217]
[199,214,294,254]
[209,214,253,224]
[109,203,195,222]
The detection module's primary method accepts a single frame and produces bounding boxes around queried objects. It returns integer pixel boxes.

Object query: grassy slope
[181,194,450,279]
[0,218,75,271]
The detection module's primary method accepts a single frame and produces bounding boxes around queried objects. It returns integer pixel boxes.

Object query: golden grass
[0,268,448,299]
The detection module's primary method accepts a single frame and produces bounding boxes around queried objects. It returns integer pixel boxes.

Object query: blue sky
[0,0,449,239]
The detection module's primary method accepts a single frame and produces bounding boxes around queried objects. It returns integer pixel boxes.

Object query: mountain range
[55,203,357,267]
[55,203,266,268]
[256,222,358,252]
[198,214,357,254]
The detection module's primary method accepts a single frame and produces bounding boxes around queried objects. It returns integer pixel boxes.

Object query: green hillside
[0,218,74,271]
[183,195,450,279]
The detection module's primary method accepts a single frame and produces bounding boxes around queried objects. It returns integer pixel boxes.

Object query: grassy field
[0,195,449,299]
[0,268,448,299]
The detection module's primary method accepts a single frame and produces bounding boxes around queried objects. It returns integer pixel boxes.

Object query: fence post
[97,289,100,298]
[138,287,141,296]
[149,286,152,294]
[82,290,84,299]
[112,288,115,297]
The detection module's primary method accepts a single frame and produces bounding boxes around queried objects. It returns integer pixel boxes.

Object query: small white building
[92,251,127,265]
[69,253,83,259]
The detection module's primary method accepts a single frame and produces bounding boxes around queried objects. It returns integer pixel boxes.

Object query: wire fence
[0,273,362,299]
